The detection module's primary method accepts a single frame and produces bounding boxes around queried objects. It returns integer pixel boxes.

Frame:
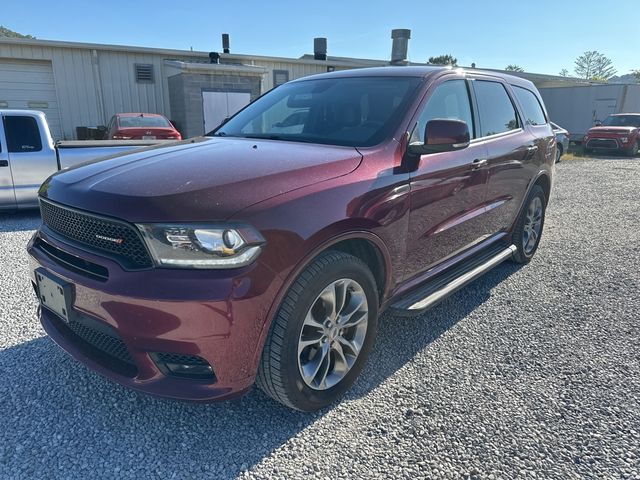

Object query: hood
[41,137,362,222]
[587,126,636,135]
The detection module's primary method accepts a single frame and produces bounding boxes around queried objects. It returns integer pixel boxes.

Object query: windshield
[602,115,640,127]
[118,116,171,128]
[209,76,423,147]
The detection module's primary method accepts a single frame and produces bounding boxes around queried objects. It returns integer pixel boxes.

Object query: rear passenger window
[513,86,547,126]
[474,81,519,137]
[412,80,474,142]
[3,116,43,153]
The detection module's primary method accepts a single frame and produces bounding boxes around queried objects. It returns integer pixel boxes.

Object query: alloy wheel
[523,196,543,255]
[297,278,369,390]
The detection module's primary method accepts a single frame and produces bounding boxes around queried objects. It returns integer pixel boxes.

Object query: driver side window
[411,80,474,143]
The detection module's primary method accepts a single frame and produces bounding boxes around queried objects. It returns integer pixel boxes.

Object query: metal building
[0,33,590,140]
[539,84,640,140]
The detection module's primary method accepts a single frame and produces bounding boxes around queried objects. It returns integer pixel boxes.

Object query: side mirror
[408,119,471,155]
[594,120,602,126]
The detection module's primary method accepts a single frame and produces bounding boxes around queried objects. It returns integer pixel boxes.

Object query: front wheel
[626,141,639,157]
[256,251,379,411]
[511,185,546,264]
[555,145,563,163]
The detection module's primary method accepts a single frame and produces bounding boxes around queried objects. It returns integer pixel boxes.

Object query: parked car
[0,110,168,210]
[28,67,555,411]
[583,113,640,156]
[105,113,182,140]
[551,122,569,163]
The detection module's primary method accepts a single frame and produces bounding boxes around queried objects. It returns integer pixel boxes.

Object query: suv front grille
[39,198,153,269]
[587,138,618,149]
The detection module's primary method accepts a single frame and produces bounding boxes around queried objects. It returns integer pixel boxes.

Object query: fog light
[165,362,213,377]
[151,353,216,380]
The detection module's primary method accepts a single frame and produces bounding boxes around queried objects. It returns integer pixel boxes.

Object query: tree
[0,26,35,39]
[505,65,524,72]
[574,51,616,80]
[559,69,569,77]
[428,54,457,66]
[633,70,640,83]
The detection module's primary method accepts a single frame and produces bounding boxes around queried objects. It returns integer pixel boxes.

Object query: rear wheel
[511,185,546,264]
[555,145,563,163]
[256,251,378,411]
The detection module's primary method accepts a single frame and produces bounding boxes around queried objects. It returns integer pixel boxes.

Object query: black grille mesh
[66,317,136,367]
[39,199,152,269]
[587,139,618,149]
[155,352,210,366]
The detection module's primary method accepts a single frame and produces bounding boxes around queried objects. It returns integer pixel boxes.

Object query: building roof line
[0,37,383,68]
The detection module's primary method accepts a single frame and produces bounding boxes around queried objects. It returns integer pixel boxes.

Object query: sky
[2,0,638,77]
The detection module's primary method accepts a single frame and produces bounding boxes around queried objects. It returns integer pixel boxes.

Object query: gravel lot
[1,157,639,479]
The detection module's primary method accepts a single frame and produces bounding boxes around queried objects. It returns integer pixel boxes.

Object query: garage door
[0,59,62,140]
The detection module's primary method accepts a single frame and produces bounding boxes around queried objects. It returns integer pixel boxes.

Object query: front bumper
[585,137,633,152]
[27,229,281,402]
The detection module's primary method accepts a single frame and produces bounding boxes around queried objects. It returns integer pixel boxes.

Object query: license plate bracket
[142,135,156,140]
[35,268,75,323]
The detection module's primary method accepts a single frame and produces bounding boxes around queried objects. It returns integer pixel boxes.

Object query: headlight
[137,224,265,269]
[621,137,629,143]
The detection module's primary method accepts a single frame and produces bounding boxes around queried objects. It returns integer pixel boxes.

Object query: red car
[583,113,640,156]
[29,67,554,411]
[105,113,182,140]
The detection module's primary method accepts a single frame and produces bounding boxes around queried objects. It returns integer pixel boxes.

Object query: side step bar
[390,244,517,317]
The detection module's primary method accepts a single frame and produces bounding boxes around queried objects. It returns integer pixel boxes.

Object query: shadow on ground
[0,260,521,478]
[0,210,41,233]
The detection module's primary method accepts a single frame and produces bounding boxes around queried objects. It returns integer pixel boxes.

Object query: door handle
[524,145,539,160]
[472,158,487,169]
[0,160,8,167]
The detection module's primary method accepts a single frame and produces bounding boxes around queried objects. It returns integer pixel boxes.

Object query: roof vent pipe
[314,37,327,61]
[222,33,230,54]
[390,29,411,65]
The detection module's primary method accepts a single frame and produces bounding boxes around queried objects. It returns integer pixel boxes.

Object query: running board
[390,244,517,316]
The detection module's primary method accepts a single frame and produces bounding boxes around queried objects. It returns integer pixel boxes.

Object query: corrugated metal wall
[96,51,206,126]
[0,42,207,139]
[0,42,101,139]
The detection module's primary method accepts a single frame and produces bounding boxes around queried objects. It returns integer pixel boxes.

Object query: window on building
[273,70,289,87]
[135,64,154,83]
[3,116,43,152]
[513,86,547,126]
[474,81,519,137]
[411,80,475,143]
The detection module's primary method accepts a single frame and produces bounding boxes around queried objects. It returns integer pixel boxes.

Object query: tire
[511,184,546,264]
[626,141,639,157]
[555,145,563,163]
[583,146,592,155]
[256,250,379,411]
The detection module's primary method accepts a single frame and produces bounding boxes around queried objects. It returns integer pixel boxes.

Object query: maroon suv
[28,67,555,411]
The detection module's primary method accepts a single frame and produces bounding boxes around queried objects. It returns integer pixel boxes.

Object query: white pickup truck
[0,110,166,211]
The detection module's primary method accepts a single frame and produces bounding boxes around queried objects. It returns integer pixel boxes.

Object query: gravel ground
[0,157,639,479]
